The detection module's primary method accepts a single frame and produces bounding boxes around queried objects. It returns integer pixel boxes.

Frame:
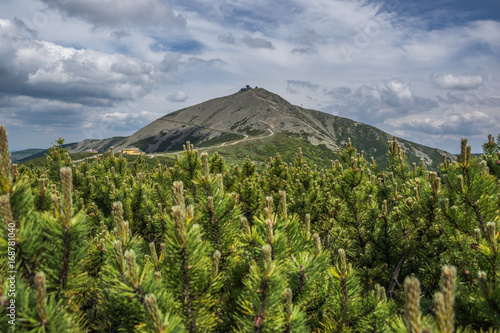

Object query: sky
[1,0,500,153]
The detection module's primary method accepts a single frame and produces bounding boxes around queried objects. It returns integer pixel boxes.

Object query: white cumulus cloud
[101,111,161,129]
[430,74,483,90]
[167,91,189,102]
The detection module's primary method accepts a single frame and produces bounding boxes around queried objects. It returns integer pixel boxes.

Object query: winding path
[150,121,274,158]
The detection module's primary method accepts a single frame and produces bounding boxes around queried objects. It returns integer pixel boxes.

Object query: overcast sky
[1,0,500,153]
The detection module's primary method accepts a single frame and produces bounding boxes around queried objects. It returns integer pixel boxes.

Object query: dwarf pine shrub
[1,126,500,332]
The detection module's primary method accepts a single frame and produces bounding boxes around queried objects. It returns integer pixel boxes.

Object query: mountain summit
[73,88,451,167]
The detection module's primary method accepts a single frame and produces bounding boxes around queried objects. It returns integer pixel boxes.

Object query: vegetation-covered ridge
[1,126,500,332]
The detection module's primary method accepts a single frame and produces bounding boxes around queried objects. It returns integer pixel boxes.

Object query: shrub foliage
[1,126,500,332]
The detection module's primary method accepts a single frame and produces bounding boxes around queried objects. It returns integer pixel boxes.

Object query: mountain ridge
[61,88,452,168]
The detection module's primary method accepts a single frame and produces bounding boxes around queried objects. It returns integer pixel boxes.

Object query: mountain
[16,137,125,164]
[63,88,451,168]
[66,136,126,154]
[11,149,45,162]
[104,88,451,168]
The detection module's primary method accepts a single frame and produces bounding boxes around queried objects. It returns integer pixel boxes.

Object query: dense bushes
[1,125,500,332]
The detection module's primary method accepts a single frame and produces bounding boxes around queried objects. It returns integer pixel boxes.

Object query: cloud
[158,52,182,72]
[436,91,500,107]
[13,17,37,38]
[430,74,483,90]
[41,0,186,28]
[286,80,319,94]
[291,28,321,54]
[0,17,172,151]
[324,80,438,123]
[167,0,305,31]
[187,57,226,66]
[291,47,317,54]
[3,0,500,154]
[167,91,189,103]
[384,80,413,99]
[101,110,161,130]
[0,94,160,135]
[0,19,10,28]
[0,91,162,149]
[0,95,88,128]
[293,28,321,46]
[242,36,275,49]
[0,22,160,106]
[217,33,275,50]
[218,33,237,45]
[391,110,493,137]
[401,20,500,65]
[111,29,132,39]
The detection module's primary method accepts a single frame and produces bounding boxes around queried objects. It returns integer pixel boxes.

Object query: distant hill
[28,88,454,168]
[16,137,125,163]
[65,137,126,154]
[11,149,45,163]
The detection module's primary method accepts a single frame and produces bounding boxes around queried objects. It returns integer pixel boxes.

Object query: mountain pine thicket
[1,126,500,332]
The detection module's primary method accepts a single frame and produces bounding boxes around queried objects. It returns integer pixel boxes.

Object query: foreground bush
[1,127,500,332]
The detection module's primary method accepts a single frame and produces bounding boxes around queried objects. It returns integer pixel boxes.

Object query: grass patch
[20,151,100,167]
[200,106,227,126]
[188,115,199,124]
[231,105,247,115]
[238,125,266,136]
[131,137,158,152]
[205,133,337,169]
[198,133,245,148]
[157,130,186,152]
[230,117,249,130]
[121,154,177,168]
[246,129,267,136]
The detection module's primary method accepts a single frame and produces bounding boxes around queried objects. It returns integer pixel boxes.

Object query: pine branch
[387,254,407,299]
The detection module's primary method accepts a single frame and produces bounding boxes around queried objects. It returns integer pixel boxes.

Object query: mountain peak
[75,88,451,168]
